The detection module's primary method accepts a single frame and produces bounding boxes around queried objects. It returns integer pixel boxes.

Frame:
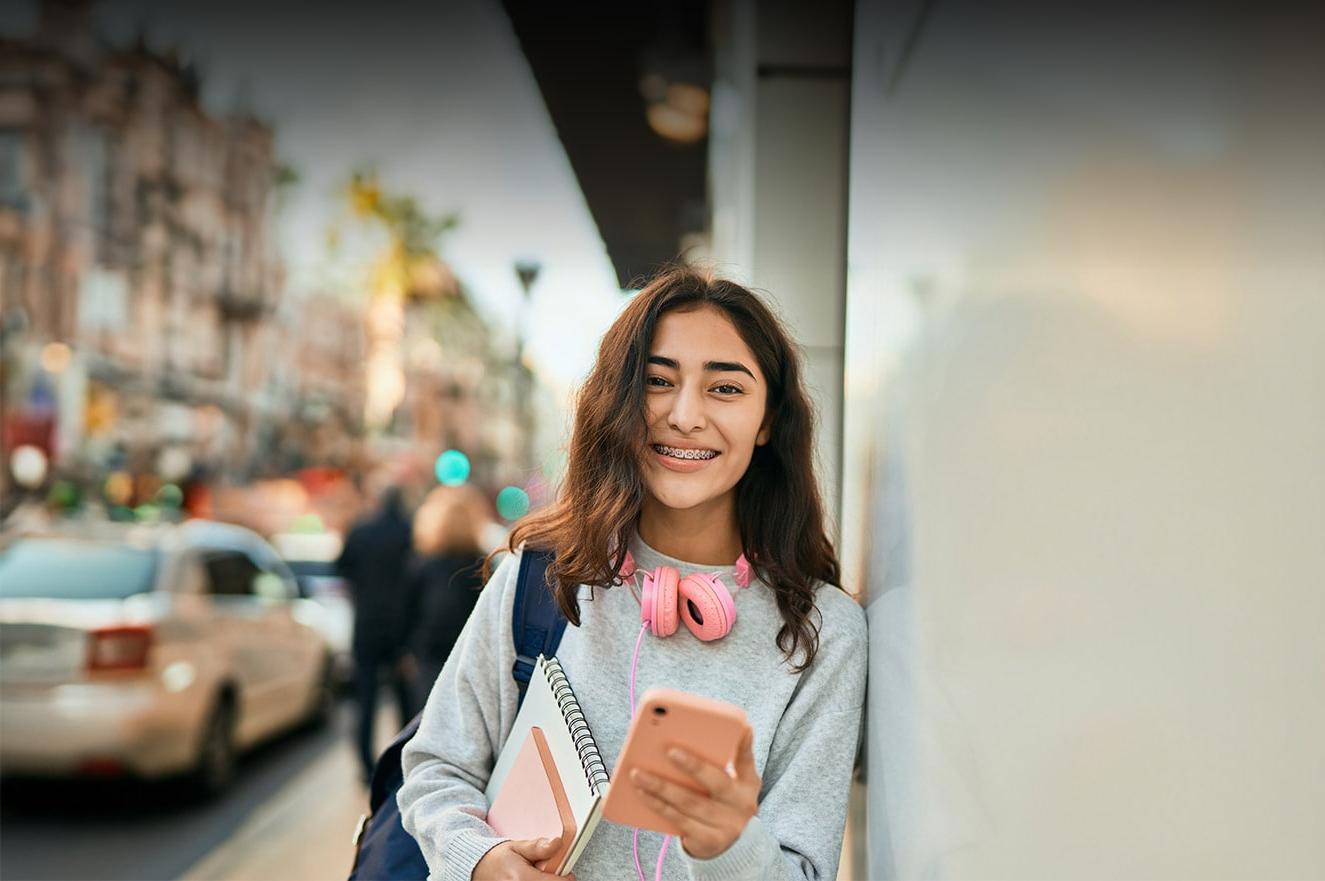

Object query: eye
[646,375,672,388]
[712,383,744,396]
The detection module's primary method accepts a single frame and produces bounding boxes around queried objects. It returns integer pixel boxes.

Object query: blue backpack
[349,549,566,881]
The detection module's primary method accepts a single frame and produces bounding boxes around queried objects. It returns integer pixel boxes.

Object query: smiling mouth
[652,444,720,461]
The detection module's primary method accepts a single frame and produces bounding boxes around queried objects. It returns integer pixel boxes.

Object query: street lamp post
[513,260,541,477]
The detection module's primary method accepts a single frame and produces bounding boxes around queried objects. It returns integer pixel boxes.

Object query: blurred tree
[344,171,477,433]
[348,170,461,302]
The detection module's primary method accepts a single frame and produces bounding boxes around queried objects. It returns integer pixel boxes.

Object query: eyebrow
[647,355,757,382]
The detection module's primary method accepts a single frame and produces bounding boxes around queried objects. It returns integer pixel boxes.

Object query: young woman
[399,268,866,881]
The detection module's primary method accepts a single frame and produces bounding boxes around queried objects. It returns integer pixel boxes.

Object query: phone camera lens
[653,706,668,716]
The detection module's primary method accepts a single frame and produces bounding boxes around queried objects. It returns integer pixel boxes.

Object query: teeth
[654,444,718,461]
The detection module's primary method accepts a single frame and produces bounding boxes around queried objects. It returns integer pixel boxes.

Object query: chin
[645,476,732,512]
[650,490,714,511]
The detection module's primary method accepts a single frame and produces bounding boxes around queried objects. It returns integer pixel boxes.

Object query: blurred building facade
[0,1,537,513]
[266,292,367,475]
[0,0,300,497]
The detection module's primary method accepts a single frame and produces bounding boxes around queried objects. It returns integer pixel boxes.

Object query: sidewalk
[180,737,367,881]
[179,704,411,881]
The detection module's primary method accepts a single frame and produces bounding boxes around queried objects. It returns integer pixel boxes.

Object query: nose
[667,382,707,434]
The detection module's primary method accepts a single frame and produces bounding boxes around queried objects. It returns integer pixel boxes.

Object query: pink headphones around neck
[619,547,753,880]
[619,549,753,642]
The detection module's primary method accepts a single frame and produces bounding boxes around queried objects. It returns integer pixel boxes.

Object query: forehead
[650,305,760,366]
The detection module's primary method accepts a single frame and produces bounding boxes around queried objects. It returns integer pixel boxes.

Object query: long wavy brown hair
[489,266,842,671]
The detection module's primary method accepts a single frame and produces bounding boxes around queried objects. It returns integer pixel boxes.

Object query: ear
[756,419,771,446]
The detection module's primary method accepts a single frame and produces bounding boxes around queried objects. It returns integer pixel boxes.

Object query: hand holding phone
[601,688,761,859]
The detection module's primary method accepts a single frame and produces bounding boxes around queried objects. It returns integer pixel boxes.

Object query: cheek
[644,397,667,428]
[723,406,767,451]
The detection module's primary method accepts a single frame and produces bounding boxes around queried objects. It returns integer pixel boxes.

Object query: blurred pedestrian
[335,484,417,782]
[404,492,487,707]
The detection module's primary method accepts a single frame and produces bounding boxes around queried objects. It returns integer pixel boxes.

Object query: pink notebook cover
[486,726,577,872]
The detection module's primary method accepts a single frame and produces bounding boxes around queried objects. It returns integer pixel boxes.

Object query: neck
[637,494,743,565]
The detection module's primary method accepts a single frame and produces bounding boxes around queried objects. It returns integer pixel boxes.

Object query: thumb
[507,836,561,861]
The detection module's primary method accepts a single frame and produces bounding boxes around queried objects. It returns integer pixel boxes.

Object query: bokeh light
[133,504,161,522]
[496,485,530,520]
[10,445,48,488]
[158,447,192,482]
[524,474,550,508]
[48,480,80,509]
[156,483,184,508]
[39,341,72,373]
[291,512,326,533]
[104,471,133,506]
[435,449,471,486]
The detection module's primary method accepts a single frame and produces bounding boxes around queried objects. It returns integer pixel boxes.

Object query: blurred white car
[0,520,334,794]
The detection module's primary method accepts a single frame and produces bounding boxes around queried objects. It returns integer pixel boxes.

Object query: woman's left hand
[630,728,761,859]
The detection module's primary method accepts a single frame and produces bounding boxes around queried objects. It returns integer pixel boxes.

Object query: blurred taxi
[0,519,333,794]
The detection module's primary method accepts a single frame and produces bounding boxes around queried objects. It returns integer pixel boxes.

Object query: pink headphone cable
[633,827,671,881]
[630,621,647,713]
[630,597,672,881]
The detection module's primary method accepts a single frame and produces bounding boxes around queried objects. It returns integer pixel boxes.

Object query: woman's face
[641,305,770,515]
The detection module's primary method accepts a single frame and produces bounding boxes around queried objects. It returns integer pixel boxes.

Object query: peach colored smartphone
[601,687,751,835]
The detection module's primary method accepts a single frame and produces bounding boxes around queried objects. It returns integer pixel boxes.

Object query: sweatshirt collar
[626,527,744,583]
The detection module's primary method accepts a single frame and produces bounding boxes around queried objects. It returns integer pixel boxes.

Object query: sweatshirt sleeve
[681,590,868,881]
[398,549,525,881]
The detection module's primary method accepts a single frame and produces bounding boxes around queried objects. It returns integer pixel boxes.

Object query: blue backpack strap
[348,547,567,881]
[512,546,567,701]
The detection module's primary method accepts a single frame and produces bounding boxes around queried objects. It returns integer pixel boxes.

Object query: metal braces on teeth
[656,445,717,460]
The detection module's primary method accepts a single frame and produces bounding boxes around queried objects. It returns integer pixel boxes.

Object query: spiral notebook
[485,654,608,875]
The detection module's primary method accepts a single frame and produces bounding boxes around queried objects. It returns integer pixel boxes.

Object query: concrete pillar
[708,0,853,540]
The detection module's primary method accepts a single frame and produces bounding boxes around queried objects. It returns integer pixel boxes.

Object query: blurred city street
[2,0,1323,877]
[2,698,384,881]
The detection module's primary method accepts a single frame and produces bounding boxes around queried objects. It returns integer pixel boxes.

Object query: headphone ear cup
[643,567,680,637]
[678,573,736,642]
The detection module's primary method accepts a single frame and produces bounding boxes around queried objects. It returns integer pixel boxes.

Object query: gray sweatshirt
[398,531,867,881]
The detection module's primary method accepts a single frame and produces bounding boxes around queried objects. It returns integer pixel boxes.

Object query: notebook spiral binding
[543,657,610,793]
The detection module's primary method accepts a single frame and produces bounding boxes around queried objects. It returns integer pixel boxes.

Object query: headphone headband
[619,548,751,588]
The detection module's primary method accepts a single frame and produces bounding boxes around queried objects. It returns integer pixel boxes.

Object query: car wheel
[190,697,237,798]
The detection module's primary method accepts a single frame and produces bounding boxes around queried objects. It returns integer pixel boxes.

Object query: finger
[524,865,574,881]
[734,727,758,780]
[631,769,727,826]
[515,865,571,881]
[634,787,728,856]
[508,836,561,861]
[636,783,701,833]
[512,859,572,881]
[665,747,735,799]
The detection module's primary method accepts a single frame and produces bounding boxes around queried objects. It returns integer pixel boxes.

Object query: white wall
[843,1,1325,877]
